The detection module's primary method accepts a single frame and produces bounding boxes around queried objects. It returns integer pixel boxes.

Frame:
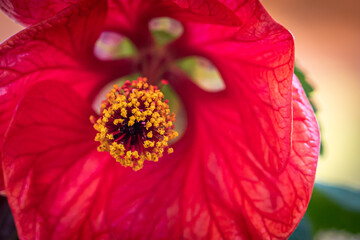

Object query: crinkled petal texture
[3,78,319,239]
[0,0,116,139]
[174,4,295,175]
[1,0,242,27]
[1,0,320,239]
[0,0,76,25]
[0,0,134,187]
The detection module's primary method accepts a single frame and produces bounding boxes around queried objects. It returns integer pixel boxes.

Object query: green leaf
[294,65,324,155]
[289,215,313,240]
[315,184,360,212]
[294,66,314,97]
[290,183,360,239]
[294,65,317,113]
[306,183,360,234]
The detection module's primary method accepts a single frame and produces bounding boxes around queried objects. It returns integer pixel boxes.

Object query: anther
[91,77,178,171]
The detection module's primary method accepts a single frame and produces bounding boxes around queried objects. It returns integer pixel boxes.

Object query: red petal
[2,0,245,28]
[0,0,137,163]
[170,0,294,174]
[1,0,319,238]
[106,1,240,28]
[2,80,100,239]
[0,170,4,190]
[3,78,318,239]
[157,73,318,239]
[0,0,76,25]
[0,0,111,185]
[101,0,241,48]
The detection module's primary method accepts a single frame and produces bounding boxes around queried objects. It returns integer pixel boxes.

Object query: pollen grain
[91,77,178,171]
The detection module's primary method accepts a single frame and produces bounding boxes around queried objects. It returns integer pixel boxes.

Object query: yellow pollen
[145,121,152,129]
[91,77,178,171]
[147,131,153,138]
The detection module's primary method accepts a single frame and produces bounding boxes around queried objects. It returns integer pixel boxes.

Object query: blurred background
[262,0,360,190]
[261,1,360,239]
[0,0,359,239]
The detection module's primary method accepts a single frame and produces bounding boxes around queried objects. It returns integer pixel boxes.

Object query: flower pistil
[91,77,178,170]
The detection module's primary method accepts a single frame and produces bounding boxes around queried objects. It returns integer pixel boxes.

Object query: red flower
[0,0,320,239]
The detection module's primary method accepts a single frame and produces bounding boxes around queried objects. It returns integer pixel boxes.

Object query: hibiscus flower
[0,0,320,239]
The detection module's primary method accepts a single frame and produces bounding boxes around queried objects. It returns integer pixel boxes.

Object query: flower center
[91,77,178,171]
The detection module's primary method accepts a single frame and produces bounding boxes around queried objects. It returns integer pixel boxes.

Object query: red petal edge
[0,0,241,28]
[106,0,241,31]
[3,76,318,240]
[169,0,295,175]
[3,80,100,239]
[0,0,76,26]
[1,0,320,239]
[0,0,110,188]
[167,70,319,239]
[103,0,243,49]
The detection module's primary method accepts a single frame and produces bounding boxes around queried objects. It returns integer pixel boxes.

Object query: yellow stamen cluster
[91,77,178,171]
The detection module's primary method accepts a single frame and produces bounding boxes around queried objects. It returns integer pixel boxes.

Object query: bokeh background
[0,1,359,239]
[262,0,360,190]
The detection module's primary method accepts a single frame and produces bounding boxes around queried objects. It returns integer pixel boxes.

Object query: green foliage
[294,65,324,155]
[308,184,360,233]
[289,215,313,240]
[294,66,315,106]
[290,183,360,239]
[294,65,318,113]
